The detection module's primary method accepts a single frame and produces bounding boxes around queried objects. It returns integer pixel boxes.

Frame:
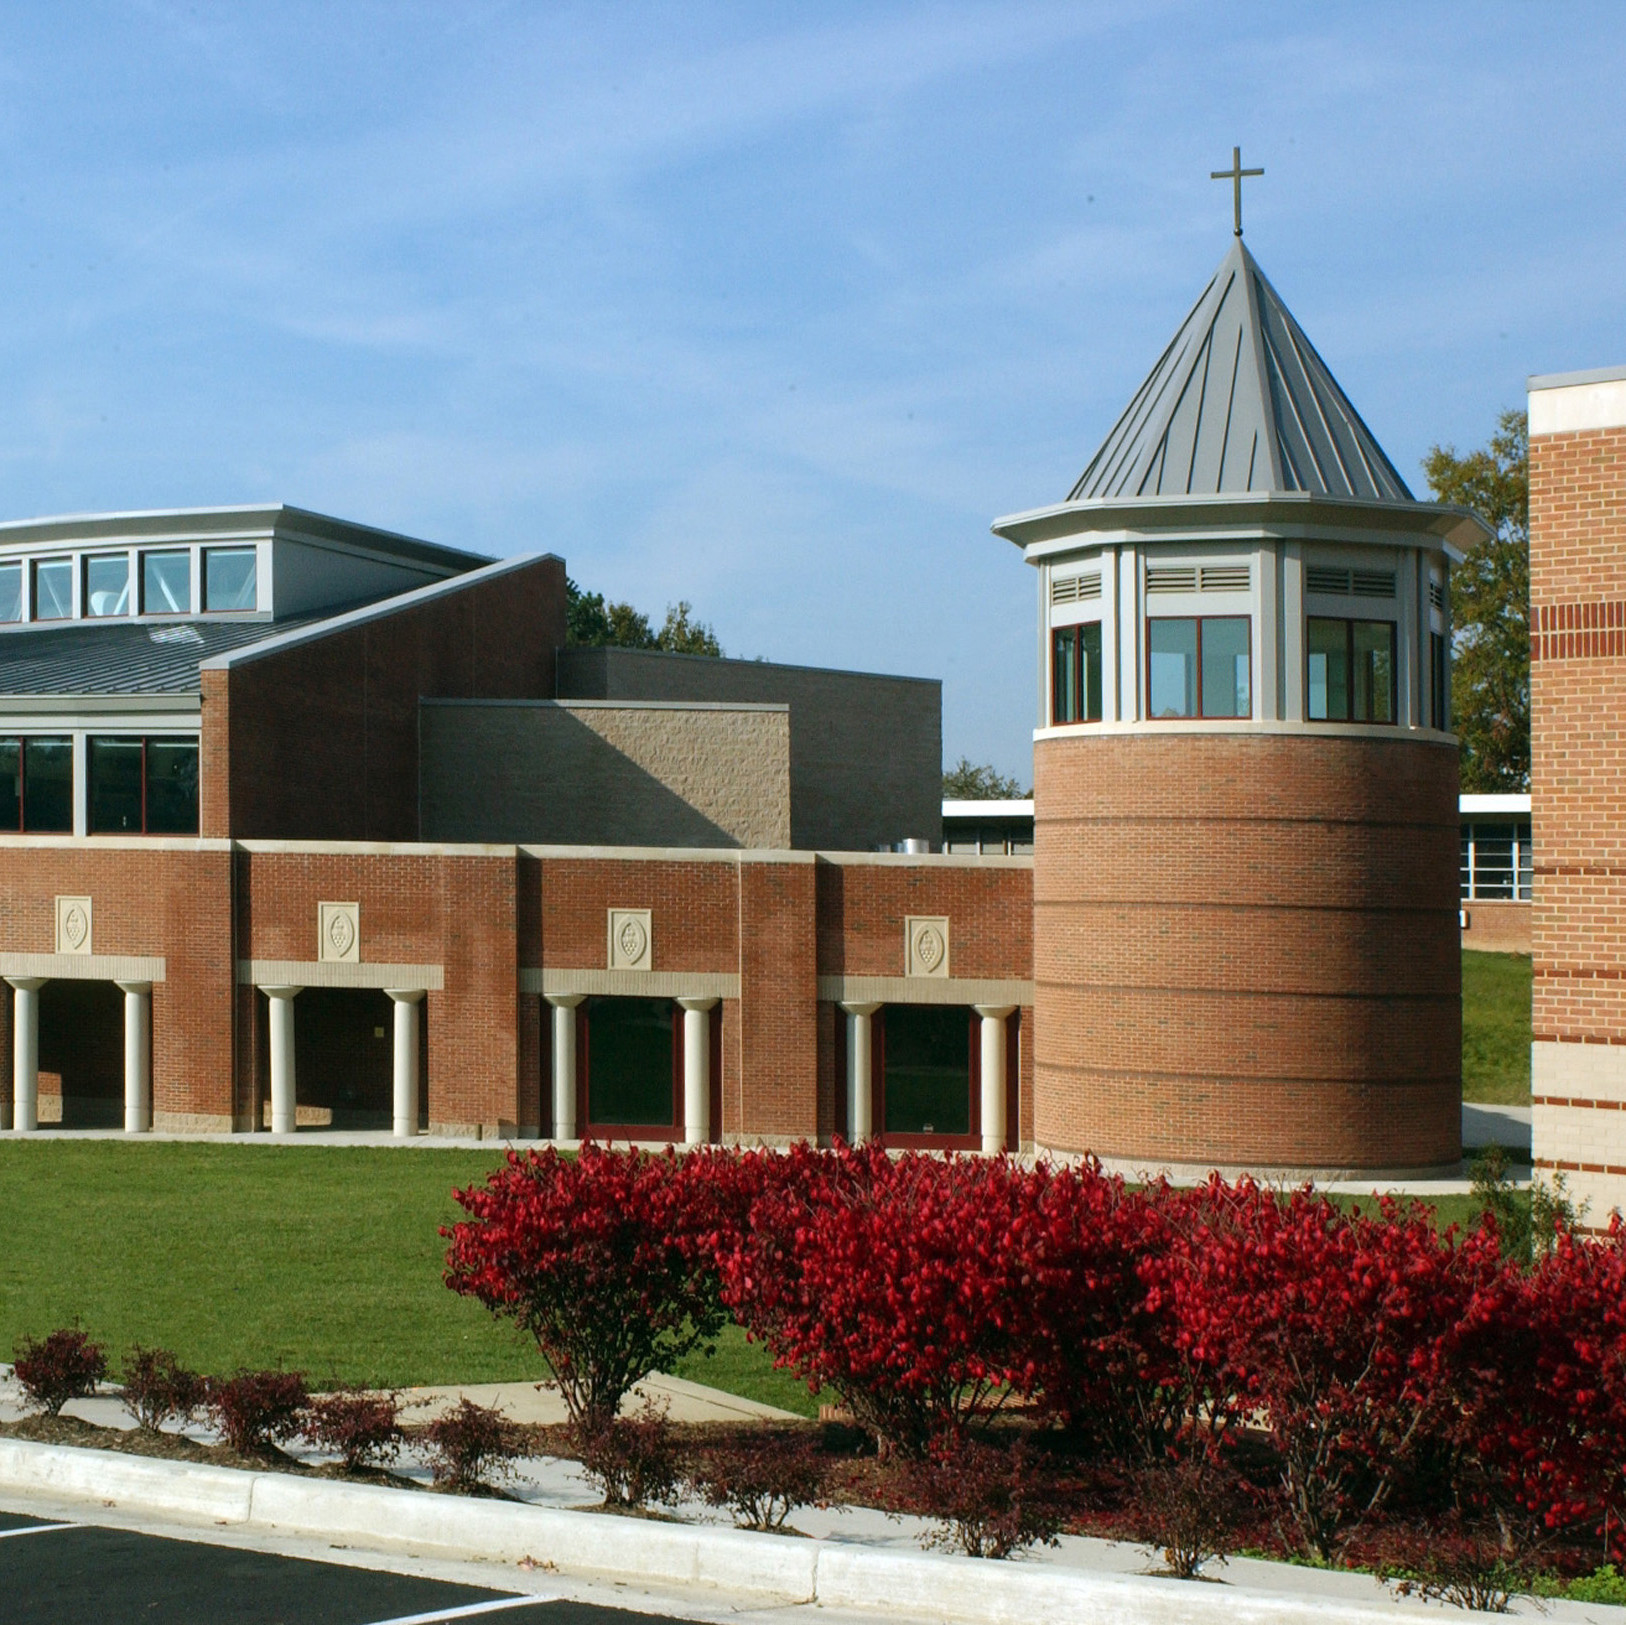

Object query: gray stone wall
[556,647,941,851]
[419,700,791,849]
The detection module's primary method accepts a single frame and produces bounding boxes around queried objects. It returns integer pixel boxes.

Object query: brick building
[0,505,1030,1148]
[992,237,1487,1178]
[1529,366,1626,1219]
[0,237,1485,1178]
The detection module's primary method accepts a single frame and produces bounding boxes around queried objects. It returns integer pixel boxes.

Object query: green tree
[566,579,721,656]
[942,757,1025,799]
[1422,410,1529,791]
[657,601,722,657]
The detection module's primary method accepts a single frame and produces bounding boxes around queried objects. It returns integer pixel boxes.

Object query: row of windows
[0,737,199,834]
[572,998,994,1145]
[1461,822,1532,901]
[1052,614,1442,727]
[0,547,257,624]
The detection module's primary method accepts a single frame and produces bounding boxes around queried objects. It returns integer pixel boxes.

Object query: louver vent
[1146,566,1197,593]
[1198,565,1250,592]
[1429,580,1445,611]
[1051,572,1102,606]
[1306,566,1351,595]
[1352,570,1396,599]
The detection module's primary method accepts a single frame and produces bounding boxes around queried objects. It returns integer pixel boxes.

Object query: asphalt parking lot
[0,1508,691,1625]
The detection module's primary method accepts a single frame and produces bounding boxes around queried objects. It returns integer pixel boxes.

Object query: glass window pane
[1470,823,1515,899]
[883,1005,971,1136]
[22,738,72,832]
[1081,621,1103,722]
[0,564,21,624]
[1431,632,1448,731]
[586,997,674,1127]
[145,739,199,835]
[1516,824,1533,900]
[142,551,191,614]
[1148,618,1198,718]
[0,740,18,830]
[1307,618,1348,721]
[1201,616,1251,718]
[1051,626,1077,724]
[84,554,130,617]
[33,559,72,620]
[1460,828,1474,899]
[205,548,258,612]
[89,738,144,833]
[1353,620,1396,723]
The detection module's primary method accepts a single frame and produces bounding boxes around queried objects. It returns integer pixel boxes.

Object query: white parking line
[0,1522,75,1539]
[358,1595,554,1625]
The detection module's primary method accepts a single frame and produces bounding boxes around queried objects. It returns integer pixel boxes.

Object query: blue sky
[0,3,1618,780]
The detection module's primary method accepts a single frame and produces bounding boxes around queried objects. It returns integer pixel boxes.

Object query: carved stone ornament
[318,901,361,964]
[608,908,653,972]
[55,895,93,957]
[905,915,950,979]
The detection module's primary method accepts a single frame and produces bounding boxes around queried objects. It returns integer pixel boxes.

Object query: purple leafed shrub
[422,1399,528,1491]
[908,1436,1064,1560]
[688,1426,826,1531]
[14,1329,107,1416]
[571,1398,684,1510]
[302,1388,405,1472]
[121,1347,205,1433]
[1126,1451,1246,1579]
[206,1370,309,1455]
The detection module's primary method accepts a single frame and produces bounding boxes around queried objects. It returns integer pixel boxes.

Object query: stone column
[676,997,719,1147]
[973,1004,1016,1155]
[544,994,584,1141]
[5,977,44,1133]
[385,989,427,1139]
[115,980,152,1134]
[839,1001,882,1146]
[260,986,301,1134]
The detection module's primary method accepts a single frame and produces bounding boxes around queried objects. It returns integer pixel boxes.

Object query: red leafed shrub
[444,1145,744,1433]
[302,1387,405,1472]
[907,1435,1064,1560]
[1005,1162,1185,1457]
[13,1328,107,1416]
[1457,1220,1626,1559]
[121,1346,205,1433]
[206,1369,308,1456]
[717,1144,1037,1457]
[422,1398,528,1491]
[1154,1180,1502,1562]
[688,1426,827,1530]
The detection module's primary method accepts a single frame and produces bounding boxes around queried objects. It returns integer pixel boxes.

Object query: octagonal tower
[994,238,1489,1179]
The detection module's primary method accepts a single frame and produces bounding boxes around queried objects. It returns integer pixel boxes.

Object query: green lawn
[1462,949,1533,1105]
[0,1140,817,1416]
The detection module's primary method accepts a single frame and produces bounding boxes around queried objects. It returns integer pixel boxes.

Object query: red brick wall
[1461,901,1531,955]
[1033,732,1461,1170]
[0,840,236,1129]
[1530,428,1626,1045]
[237,846,520,1135]
[201,555,566,840]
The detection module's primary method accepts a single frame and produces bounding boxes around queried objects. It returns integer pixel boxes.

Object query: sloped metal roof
[1070,238,1413,503]
[0,614,332,697]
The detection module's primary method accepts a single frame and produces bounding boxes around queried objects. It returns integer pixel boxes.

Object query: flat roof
[1528,365,1626,391]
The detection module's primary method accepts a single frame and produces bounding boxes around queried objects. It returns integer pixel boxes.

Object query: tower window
[1307,618,1396,724]
[1051,622,1103,723]
[1430,632,1448,731]
[1146,616,1251,719]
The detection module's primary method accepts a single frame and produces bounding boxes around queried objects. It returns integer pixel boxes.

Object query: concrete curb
[0,1438,1414,1625]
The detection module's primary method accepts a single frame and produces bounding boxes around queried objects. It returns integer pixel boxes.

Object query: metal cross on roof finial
[1211,145,1264,237]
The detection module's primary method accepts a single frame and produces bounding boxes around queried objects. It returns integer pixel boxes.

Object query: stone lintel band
[236,960,444,991]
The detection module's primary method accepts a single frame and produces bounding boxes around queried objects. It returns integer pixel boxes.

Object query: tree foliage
[942,757,1025,799]
[1422,410,1529,790]
[566,578,722,657]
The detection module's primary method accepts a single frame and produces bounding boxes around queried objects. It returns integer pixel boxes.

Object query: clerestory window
[1146,616,1251,719]
[1307,618,1396,724]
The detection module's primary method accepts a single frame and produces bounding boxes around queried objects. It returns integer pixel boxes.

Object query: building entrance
[38,980,124,1127]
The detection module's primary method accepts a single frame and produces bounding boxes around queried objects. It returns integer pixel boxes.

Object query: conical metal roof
[1070,239,1413,504]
